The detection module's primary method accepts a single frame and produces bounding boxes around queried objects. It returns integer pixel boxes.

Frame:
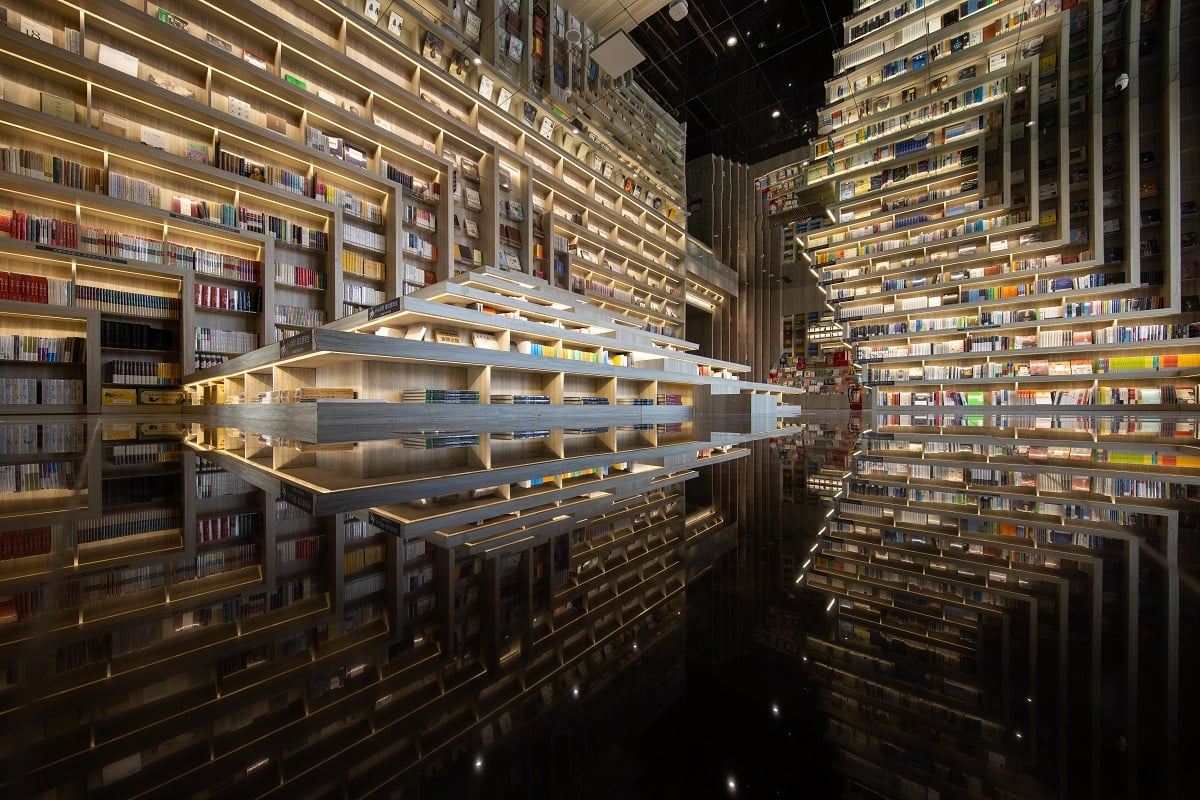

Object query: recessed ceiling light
[776,22,781,29]
[473,56,481,65]
[771,110,781,118]
[726,34,737,46]
[787,82,793,87]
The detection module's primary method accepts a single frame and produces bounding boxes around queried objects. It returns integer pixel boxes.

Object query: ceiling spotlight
[669,0,689,21]
[473,56,482,65]
[1115,72,1130,91]
[726,34,738,46]
[771,110,781,118]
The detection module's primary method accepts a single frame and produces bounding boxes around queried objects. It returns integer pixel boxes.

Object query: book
[40,92,75,122]
[449,50,471,82]
[98,43,139,77]
[140,125,167,151]
[460,158,480,182]
[206,33,236,55]
[363,0,381,22]
[539,116,555,138]
[434,328,463,345]
[423,31,444,64]
[184,140,209,163]
[403,325,427,341]
[478,74,495,101]
[266,113,287,134]
[465,11,482,42]
[464,219,480,237]
[471,331,499,349]
[496,86,513,110]
[523,101,537,127]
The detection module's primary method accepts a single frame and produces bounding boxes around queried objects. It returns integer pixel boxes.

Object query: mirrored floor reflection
[780,409,1198,800]
[0,410,791,799]
[0,407,1194,798]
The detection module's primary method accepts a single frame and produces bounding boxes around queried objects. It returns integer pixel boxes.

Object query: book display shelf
[0,409,768,798]
[0,0,688,385]
[805,0,1196,408]
[790,1,1196,797]
[787,0,1200,796]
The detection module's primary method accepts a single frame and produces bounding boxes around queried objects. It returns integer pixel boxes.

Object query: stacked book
[563,395,610,405]
[402,433,480,449]
[617,397,654,406]
[656,393,683,405]
[402,389,479,403]
[492,430,551,440]
[491,394,550,404]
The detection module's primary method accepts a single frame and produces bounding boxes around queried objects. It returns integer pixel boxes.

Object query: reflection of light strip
[685,292,715,311]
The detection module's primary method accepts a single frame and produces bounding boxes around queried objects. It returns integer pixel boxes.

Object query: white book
[98,43,139,77]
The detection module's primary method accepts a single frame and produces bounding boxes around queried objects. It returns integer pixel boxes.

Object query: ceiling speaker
[669,0,689,21]
[565,28,582,45]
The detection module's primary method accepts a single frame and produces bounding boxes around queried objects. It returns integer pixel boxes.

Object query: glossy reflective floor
[1,408,1195,798]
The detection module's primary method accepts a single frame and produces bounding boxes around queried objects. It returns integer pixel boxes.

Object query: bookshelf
[793,2,1196,797]
[0,0,686,398]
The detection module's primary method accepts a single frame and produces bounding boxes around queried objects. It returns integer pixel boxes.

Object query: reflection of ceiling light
[473,56,481,65]
[726,34,737,46]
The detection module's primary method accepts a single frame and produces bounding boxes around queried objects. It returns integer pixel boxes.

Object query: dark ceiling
[630,0,853,166]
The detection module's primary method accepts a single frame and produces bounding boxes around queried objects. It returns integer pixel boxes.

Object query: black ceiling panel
[630,0,853,164]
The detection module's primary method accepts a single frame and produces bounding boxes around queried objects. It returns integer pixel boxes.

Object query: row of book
[217,150,310,196]
[77,508,181,544]
[265,215,328,250]
[402,202,437,231]
[0,270,74,305]
[14,378,84,405]
[195,283,260,313]
[101,320,174,351]
[381,162,440,202]
[0,421,87,454]
[0,146,102,190]
[106,442,180,465]
[77,283,181,319]
[195,469,255,498]
[343,284,385,306]
[104,360,181,385]
[343,250,386,279]
[0,461,75,494]
[273,304,327,328]
[107,171,162,207]
[278,535,323,564]
[515,340,604,361]
[194,326,258,355]
[0,526,52,561]
[196,544,261,578]
[192,250,262,283]
[0,334,86,363]
[345,222,386,252]
[343,542,386,575]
